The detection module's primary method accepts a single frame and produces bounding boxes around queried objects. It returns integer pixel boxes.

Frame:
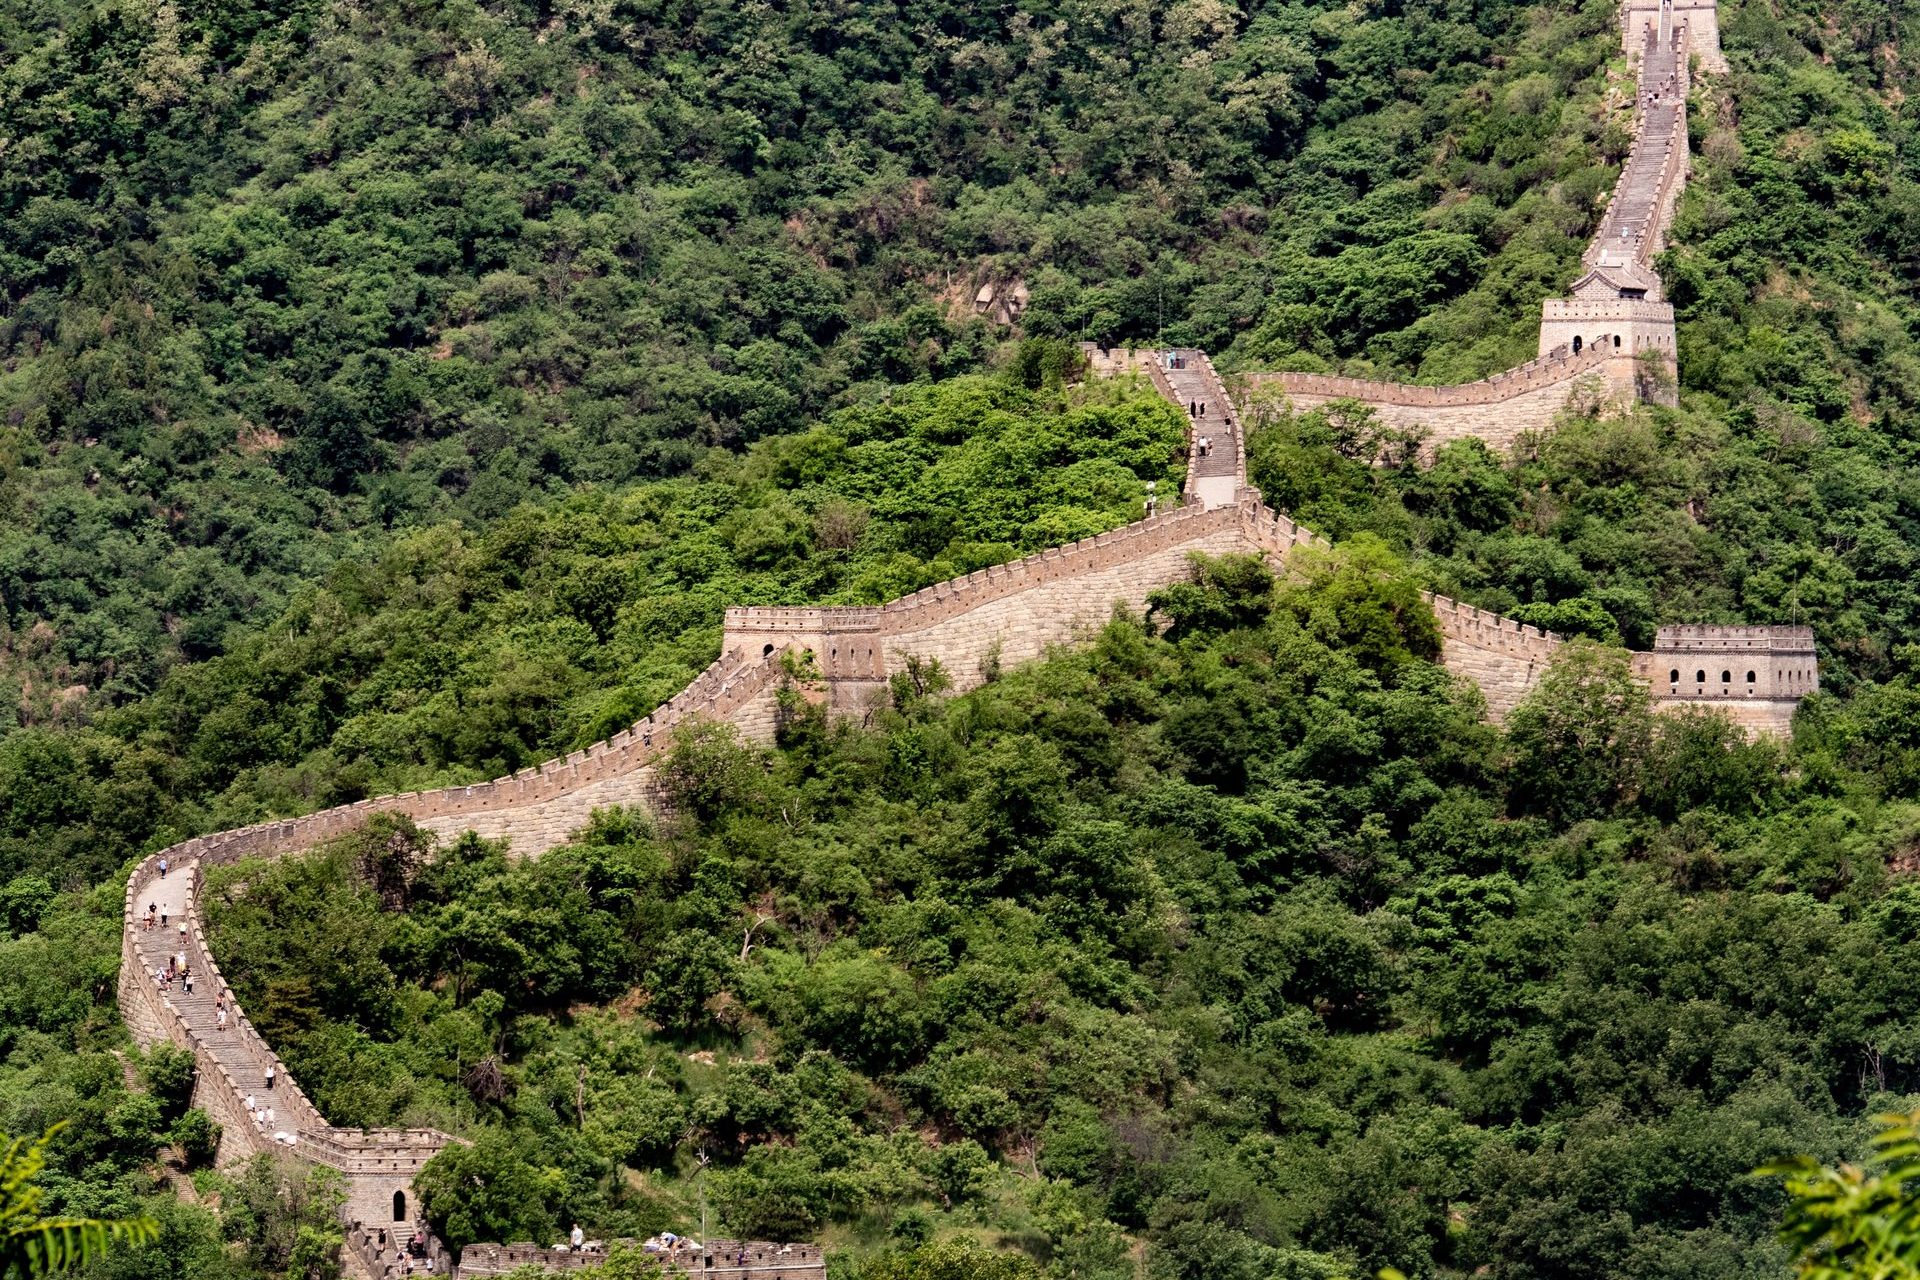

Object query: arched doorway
[394,1190,407,1222]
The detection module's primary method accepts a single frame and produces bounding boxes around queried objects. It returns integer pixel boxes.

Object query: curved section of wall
[116,646,795,1248]
[457,1241,824,1279]
[1236,5,1717,446]
[723,503,1254,709]
[1248,346,1612,410]
[1248,350,1627,459]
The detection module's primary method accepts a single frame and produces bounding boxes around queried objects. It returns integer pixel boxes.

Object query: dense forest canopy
[4,0,1920,1277]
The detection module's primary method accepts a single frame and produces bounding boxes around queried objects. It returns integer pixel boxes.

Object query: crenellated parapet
[1248,345,1615,410]
[1630,624,1817,734]
[1247,346,1632,460]
[456,1240,823,1280]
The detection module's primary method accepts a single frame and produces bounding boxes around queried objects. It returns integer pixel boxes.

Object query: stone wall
[349,1224,452,1280]
[456,1241,824,1280]
[1247,348,1627,459]
[723,503,1249,696]
[1628,624,1815,733]
[1536,300,1678,363]
[1237,3,1716,443]
[720,497,1566,720]
[1426,596,1565,719]
[116,8,1806,1274]
[115,646,809,1276]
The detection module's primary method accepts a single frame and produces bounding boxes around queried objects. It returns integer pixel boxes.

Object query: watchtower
[1621,0,1726,72]
[1537,294,1679,407]
[1633,625,1817,733]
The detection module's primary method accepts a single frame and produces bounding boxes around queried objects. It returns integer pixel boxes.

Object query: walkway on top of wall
[1159,351,1242,510]
[131,866,301,1134]
[1587,25,1687,287]
[114,7,1768,1275]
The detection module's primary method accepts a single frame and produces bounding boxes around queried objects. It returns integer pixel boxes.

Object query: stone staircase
[1587,26,1688,287]
[1159,350,1242,509]
[130,859,327,1141]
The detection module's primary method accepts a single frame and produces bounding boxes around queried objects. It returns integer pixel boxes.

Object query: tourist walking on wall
[264,1065,275,1090]
[159,856,168,878]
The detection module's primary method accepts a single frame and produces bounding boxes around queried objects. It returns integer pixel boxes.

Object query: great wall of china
[113,4,1813,1278]
[1254,0,1716,452]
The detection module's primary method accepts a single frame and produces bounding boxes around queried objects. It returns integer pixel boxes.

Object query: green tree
[218,1156,346,1280]
[413,1131,566,1251]
[1504,641,1653,823]
[1278,535,1441,673]
[1,1127,156,1278]
[1764,1109,1920,1279]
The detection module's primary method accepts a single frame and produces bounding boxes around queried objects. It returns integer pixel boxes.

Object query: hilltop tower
[1622,0,1727,72]
[1631,625,1818,735]
[1535,15,1696,406]
[1255,1,1724,451]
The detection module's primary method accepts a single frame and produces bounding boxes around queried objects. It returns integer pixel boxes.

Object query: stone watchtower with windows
[1632,625,1818,735]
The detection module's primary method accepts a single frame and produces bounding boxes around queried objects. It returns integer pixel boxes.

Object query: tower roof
[1652,625,1816,653]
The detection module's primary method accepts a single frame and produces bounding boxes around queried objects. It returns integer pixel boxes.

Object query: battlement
[1427,595,1564,658]
[1248,345,1615,411]
[1634,625,1821,710]
[457,1241,823,1280]
[1653,624,1817,652]
[1540,298,1678,324]
[1253,349,1634,461]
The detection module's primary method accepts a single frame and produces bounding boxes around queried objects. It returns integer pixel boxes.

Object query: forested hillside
[7,0,1920,1278]
[1,0,1634,716]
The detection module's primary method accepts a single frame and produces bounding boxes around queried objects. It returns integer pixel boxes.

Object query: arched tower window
[1613,335,1622,348]
[762,643,775,657]
[394,1190,407,1222]
[1746,671,1756,684]
[1668,669,1679,684]
[1721,670,1731,683]
[1573,335,1583,353]
[1694,670,1706,682]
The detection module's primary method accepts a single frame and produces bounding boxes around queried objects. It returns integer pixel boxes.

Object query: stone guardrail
[1245,344,1615,410]
[456,1240,824,1280]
